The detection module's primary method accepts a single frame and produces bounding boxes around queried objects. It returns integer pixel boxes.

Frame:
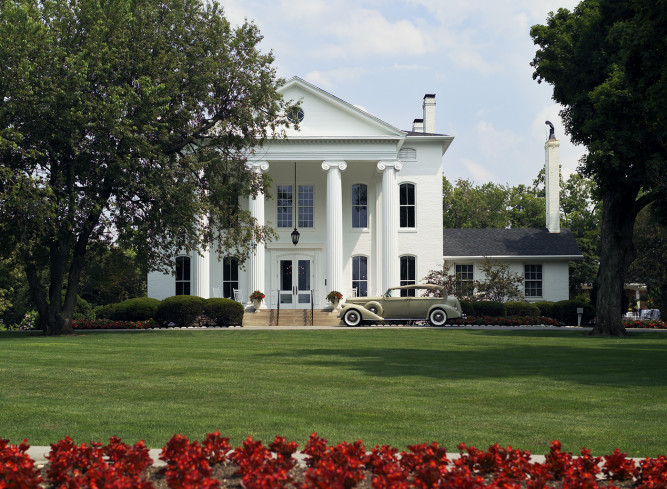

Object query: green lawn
[1,329,666,457]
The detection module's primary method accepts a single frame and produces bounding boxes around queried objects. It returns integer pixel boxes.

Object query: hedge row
[459,299,595,325]
[96,296,243,327]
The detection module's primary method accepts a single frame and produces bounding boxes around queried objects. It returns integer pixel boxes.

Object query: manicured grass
[1,329,666,456]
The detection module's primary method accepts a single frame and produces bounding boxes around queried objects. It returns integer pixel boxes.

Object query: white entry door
[279,258,313,309]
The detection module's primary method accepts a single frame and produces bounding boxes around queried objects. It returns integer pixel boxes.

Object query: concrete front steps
[243,308,342,327]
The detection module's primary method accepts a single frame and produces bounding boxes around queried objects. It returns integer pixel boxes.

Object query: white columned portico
[377,160,402,293]
[247,161,269,307]
[321,161,347,294]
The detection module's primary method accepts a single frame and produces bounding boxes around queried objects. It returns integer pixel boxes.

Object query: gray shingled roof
[443,228,583,258]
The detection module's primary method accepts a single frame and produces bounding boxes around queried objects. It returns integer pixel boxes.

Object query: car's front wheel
[343,309,362,327]
[428,308,447,326]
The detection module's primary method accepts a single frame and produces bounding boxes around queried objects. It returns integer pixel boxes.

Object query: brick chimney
[412,118,424,132]
[422,94,436,133]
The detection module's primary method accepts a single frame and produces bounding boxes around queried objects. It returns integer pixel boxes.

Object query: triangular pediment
[278,77,405,139]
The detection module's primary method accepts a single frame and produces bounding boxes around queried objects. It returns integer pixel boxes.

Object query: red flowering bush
[0,438,43,489]
[302,434,368,489]
[623,320,667,330]
[636,455,667,489]
[366,445,410,489]
[160,433,220,489]
[231,436,298,489]
[3,434,667,489]
[47,436,154,489]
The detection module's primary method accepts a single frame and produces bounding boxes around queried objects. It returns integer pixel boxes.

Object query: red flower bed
[2,434,666,489]
[622,320,667,330]
[72,319,153,330]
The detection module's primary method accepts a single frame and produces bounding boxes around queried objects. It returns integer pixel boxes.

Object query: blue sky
[224,0,584,186]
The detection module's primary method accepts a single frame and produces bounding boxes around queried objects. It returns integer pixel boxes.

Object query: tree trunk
[589,192,639,336]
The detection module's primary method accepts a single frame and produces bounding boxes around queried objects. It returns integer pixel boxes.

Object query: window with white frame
[400,183,416,228]
[175,256,191,295]
[455,264,474,297]
[524,264,543,297]
[277,185,292,228]
[298,185,314,228]
[352,256,368,297]
[352,184,367,228]
[222,257,239,299]
[400,255,416,296]
[278,185,314,228]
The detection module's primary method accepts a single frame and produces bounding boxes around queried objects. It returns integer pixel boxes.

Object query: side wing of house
[442,228,583,302]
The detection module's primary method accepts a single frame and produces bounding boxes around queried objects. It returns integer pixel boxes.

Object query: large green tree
[0,0,293,335]
[531,0,666,335]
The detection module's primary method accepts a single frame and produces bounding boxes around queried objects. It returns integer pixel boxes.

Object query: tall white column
[246,161,269,307]
[545,138,561,233]
[192,249,210,298]
[322,161,347,294]
[377,161,402,293]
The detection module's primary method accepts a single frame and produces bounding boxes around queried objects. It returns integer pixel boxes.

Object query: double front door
[279,257,312,308]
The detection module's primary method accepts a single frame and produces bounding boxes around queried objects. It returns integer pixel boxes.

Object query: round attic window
[287,107,304,124]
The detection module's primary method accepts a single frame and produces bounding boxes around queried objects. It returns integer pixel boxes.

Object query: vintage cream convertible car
[339,284,464,327]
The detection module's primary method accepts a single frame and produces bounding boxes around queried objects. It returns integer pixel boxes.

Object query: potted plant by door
[326,290,343,310]
[249,290,265,310]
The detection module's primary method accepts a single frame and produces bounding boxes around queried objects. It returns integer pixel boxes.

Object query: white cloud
[475,121,523,161]
[461,158,498,183]
[304,67,366,90]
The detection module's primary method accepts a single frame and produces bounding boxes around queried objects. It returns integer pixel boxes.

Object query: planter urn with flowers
[249,291,265,310]
[326,291,343,310]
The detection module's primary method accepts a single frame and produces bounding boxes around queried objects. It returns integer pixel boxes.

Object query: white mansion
[148,77,581,308]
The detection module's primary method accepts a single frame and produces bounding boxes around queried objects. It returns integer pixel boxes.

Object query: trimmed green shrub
[471,301,506,317]
[460,300,474,317]
[73,296,95,321]
[112,297,160,321]
[534,301,564,321]
[556,299,595,325]
[203,298,244,326]
[505,301,541,317]
[95,304,115,320]
[157,296,206,327]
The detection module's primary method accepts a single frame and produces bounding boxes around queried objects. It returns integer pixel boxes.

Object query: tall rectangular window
[455,264,474,297]
[222,257,239,299]
[400,255,416,296]
[175,256,191,295]
[352,256,368,297]
[400,183,416,228]
[524,264,543,297]
[352,184,367,228]
[298,185,314,228]
[277,185,292,228]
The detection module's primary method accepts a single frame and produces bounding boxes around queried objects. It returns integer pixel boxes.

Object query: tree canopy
[0,0,294,335]
[531,0,666,335]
